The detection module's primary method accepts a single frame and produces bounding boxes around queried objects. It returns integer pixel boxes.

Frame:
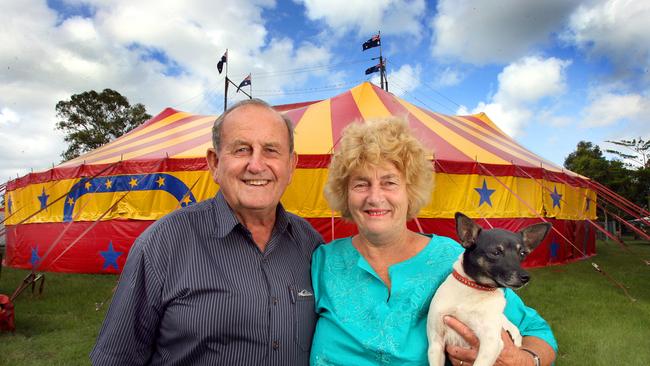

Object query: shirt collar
[211,191,292,238]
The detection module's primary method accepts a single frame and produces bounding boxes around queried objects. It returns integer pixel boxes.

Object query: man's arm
[90,238,164,365]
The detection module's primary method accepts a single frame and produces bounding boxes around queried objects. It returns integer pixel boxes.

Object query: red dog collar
[452,269,497,292]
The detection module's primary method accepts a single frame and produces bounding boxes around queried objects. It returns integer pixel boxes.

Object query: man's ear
[288,151,298,184]
[206,148,219,183]
[455,212,481,248]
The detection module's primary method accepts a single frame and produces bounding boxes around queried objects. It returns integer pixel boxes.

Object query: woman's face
[347,161,409,242]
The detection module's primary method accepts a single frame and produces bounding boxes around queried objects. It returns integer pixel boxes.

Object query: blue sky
[1,0,649,179]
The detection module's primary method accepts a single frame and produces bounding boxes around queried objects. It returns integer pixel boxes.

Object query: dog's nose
[519,273,530,284]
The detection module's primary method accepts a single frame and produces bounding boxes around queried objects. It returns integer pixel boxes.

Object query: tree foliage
[565,140,650,210]
[605,138,650,168]
[55,89,151,161]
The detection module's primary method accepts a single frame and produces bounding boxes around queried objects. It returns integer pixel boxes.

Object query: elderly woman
[310,117,557,366]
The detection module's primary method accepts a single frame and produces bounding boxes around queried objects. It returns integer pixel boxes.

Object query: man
[91,99,324,365]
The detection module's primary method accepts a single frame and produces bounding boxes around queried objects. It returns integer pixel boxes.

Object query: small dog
[426,213,551,366]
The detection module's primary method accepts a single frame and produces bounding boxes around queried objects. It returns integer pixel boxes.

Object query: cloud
[430,0,580,64]
[373,64,421,96]
[461,56,570,136]
[434,66,464,87]
[562,0,650,82]
[581,91,649,128]
[297,0,426,38]
[0,0,333,178]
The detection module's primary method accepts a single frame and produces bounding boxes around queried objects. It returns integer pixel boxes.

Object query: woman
[310,117,557,366]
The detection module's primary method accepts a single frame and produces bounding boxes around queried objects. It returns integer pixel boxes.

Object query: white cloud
[374,64,421,97]
[297,0,426,37]
[462,56,570,136]
[435,66,464,87]
[430,0,580,64]
[495,56,571,105]
[581,92,648,127]
[0,0,334,179]
[563,0,650,82]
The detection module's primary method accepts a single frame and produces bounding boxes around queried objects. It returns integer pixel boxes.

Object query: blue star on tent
[550,186,562,208]
[30,246,41,267]
[474,179,496,207]
[550,240,560,260]
[100,241,123,270]
[38,188,49,210]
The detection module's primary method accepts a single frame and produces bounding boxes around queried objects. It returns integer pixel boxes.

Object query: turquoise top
[310,235,557,366]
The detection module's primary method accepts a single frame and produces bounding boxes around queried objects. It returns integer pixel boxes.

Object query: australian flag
[217,50,227,74]
[362,34,380,51]
[237,74,251,92]
[365,61,384,75]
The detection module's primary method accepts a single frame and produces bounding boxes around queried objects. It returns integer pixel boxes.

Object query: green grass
[1,239,649,365]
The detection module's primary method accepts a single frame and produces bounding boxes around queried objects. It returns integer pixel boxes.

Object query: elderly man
[91,99,324,365]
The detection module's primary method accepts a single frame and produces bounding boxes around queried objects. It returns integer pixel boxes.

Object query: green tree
[55,89,151,161]
[605,138,650,168]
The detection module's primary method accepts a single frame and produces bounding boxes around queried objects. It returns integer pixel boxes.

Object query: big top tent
[2,82,596,274]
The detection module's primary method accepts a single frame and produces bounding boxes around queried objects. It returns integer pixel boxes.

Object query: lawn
[1,239,649,365]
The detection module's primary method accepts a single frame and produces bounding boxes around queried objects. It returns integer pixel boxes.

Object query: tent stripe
[351,83,392,120]
[374,87,482,163]
[330,90,364,150]
[424,111,540,167]
[74,116,214,164]
[293,99,333,154]
[60,111,194,166]
[283,105,309,128]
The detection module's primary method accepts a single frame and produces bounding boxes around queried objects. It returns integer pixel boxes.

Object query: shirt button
[272,297,278,305]
[262,258,269,264]
[272,340,280,350]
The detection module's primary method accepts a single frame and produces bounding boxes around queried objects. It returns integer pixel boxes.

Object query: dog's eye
[492,248,503,256]
[519,249,527,257]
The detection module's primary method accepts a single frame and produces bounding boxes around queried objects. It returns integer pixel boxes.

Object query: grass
[1,239,649,365]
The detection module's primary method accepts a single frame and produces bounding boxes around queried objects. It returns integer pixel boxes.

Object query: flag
[237,74,251,92]
[217,50,227,74]
[365,61,384,75]
[362,34,380,51]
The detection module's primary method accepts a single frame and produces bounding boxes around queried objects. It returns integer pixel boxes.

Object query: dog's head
[454,212,551,289]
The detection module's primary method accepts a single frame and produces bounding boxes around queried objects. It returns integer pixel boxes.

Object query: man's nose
[246,151,265,173]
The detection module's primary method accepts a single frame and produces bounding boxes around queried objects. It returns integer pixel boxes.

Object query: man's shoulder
[138,198,216,244]
[284,211,324,250]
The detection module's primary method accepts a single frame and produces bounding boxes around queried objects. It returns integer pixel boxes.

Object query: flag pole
[378,31,385,91]
[224,49,229,112]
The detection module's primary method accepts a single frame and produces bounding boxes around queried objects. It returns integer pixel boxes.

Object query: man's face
[207,104,297,217]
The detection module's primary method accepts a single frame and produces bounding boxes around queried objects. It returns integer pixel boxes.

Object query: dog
[426,212,551,366]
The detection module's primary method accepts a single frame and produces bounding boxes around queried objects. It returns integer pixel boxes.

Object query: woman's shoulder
[421,233,464,261]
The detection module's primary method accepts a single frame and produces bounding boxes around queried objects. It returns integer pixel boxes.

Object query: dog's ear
[519,222,552,251]
[455,212,481,248]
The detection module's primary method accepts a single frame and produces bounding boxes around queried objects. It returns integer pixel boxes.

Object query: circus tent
[2,82,597,274]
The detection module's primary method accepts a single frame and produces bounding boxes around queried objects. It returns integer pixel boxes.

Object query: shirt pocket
[291,285,316,352]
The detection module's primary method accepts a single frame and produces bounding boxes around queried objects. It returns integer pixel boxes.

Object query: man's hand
[443,316,533,366]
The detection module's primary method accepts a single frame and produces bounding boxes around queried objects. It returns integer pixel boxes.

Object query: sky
[1,0,649,180]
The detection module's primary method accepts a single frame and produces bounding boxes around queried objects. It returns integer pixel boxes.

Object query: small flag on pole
[362,34,380,51]
[217,50,227,74]
[237,74,251,92]
[365,61,384,75]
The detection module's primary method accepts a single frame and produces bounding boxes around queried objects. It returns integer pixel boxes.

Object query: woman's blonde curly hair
[324,116,434,220]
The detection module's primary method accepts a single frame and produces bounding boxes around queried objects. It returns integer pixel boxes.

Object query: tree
[55,89,151,161]
[564,141,610,183]
[605,138,650,168]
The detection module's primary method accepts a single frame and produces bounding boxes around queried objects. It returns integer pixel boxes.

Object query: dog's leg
[426,333,446,366]
[472,327,504,366]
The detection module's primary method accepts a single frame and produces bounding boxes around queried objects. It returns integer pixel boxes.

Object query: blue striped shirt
[90,191,324,365]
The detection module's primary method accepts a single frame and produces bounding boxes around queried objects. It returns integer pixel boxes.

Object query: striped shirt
[90,191,324,365]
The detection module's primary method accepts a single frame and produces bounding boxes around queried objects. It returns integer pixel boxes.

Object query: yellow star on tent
[156,177,165,187]
[105,179,112,189]
[84,181,92,190]
[129,178,138,188]
[181,194,192,206]
[67,197,74,205]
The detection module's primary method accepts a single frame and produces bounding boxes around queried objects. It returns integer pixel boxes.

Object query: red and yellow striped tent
[3,82,596,273]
